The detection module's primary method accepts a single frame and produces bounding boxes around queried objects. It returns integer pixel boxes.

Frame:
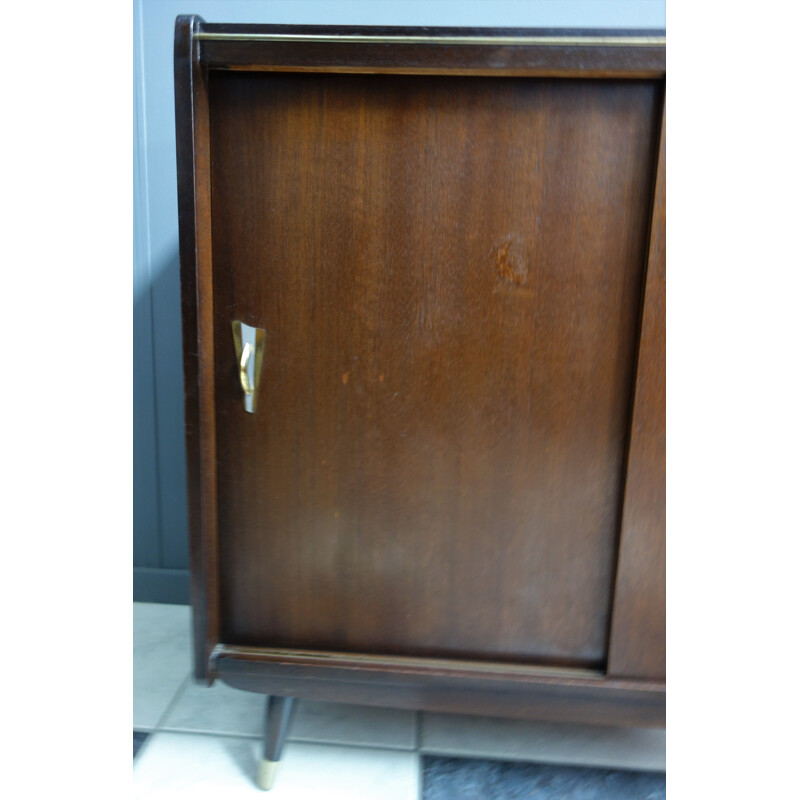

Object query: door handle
[239,342,254,397]
[231,320,266,413]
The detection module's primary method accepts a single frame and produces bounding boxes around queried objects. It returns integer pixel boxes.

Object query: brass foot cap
[257,759,279,791]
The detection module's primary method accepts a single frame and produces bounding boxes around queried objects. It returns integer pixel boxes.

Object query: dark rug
[422,756,666,800]
[133,731,149,758]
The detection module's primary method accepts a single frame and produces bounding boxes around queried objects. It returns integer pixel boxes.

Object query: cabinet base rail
[209,645,665,729]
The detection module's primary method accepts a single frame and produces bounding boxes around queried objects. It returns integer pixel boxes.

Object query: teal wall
[133,0,666,603]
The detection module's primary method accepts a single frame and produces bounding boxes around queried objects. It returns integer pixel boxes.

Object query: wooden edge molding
[181,16,665,77]
[212,645,665,727]
[174,14,220,682]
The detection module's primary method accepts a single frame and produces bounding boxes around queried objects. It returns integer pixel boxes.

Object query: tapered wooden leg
[257,695,296,790]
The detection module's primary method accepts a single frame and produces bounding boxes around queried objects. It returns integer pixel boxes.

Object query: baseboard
[133,567,191,604]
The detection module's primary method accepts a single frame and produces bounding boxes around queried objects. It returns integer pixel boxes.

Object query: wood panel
[208,71,661,667]
[607,105,666,680]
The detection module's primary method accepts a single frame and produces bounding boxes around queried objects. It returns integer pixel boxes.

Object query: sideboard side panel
[607,100,665,681]
[175,13,220,682]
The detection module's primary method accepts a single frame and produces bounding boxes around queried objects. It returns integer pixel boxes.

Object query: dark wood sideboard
[174,15,665,790]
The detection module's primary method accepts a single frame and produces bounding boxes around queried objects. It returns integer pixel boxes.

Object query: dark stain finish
[176,15,666,727]
[208,71,661,667]
[608,107,666,681]
[197,23,665,78]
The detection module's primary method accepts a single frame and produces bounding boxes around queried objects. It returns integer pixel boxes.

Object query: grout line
[153,673,192,731]
[145,727,423,754]
[415,712,424,800]
[158,726,262,740]
[287,738,420,756]
[416,746,666,773]
[133,731,154,764]
[148,729,265,742]
[288,733,417,752]
[414,750,423,800]
[133,723,158,733]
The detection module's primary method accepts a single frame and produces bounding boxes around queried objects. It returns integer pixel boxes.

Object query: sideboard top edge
[195,32,665,48]
[183,19,665,75]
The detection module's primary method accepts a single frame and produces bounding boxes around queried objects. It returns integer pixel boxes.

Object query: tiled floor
[133,602,665,798]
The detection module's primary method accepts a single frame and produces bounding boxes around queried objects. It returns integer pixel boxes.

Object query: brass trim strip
[213,644,605,681]
[195,33,665,47]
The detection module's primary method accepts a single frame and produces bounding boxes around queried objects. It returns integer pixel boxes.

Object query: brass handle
[231,320,266,413]
[239,341,254,397]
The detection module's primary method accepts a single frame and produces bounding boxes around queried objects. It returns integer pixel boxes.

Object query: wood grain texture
[174,14,218,681]
[207,71,662,667]
[607,104,666,680]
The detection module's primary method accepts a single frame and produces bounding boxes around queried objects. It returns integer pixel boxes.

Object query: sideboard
[174,15,665,789]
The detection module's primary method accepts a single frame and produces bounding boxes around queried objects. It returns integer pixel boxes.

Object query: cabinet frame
[175,14,666,727]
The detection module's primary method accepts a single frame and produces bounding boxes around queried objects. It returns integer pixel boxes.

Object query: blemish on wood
[494,239,528,286]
